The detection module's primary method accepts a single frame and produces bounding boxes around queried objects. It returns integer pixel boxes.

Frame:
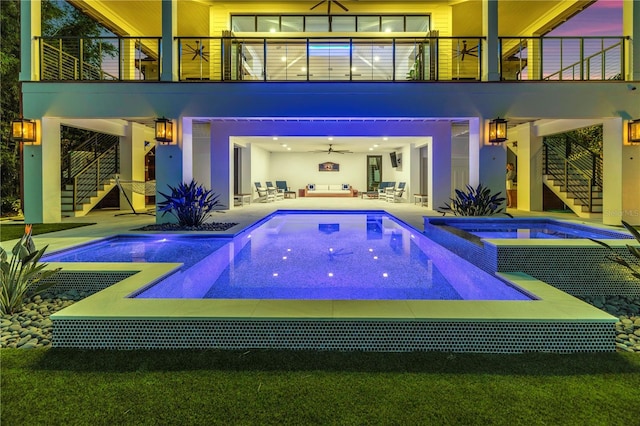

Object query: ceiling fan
[310,0,350,14]
[310,144,353,154]
[455,40,478,61]
[184,40,209,62]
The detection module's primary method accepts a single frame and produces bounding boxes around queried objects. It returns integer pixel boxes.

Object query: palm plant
[157,180,225,227]
[0,225,61,314]
[590,221,640,280]
[438,183,511,217]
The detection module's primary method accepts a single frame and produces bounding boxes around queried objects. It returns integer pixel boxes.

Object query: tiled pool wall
[424,218,640,297]
[51,318,614,353]
[42,271,138,293]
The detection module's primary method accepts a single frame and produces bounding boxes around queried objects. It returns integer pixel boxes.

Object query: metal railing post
[579,38,584,80]
[72,176,78,211]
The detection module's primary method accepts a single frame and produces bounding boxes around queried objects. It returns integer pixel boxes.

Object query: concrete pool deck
[2,199,620,353]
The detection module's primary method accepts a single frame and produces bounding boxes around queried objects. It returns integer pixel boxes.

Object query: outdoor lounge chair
[378,181,395,198]
[385,182,406,203]
[266,181,285,201]
[254,182,275,203]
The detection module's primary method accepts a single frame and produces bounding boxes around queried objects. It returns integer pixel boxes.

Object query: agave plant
[590,221,640,280]
[157,180,225,227]
[0,225,61,315]
[438,183,511,217]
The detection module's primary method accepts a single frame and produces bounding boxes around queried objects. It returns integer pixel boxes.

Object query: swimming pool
[45,212,530,301]
[47,210,617,352]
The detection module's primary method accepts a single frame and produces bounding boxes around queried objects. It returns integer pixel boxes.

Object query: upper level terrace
[36,34,629,83]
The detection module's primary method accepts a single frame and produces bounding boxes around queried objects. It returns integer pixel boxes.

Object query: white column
[161,0,177,81]
[623,0,640,81]
[471,117,507,201]
[428,122,452,210]
[20,0,41,82]
[23,118,61,223]
[191,121,212,188]
[210,122,233,210]
[155,122,182,223]
[515,123,543,211]
[603,118,623,225]
[482,0,499,81]
[120,123,146,212]
[603,118,640,226]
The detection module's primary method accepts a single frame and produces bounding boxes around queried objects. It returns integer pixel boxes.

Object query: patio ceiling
[68,0,595,38]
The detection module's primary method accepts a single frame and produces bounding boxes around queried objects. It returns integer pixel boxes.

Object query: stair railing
[62,133,119,183]
[543,140,599,212]
[70,144,119,210]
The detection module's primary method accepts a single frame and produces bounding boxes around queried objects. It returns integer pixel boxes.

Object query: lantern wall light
[629,119,640,143]
[488,117,508,143]
[11,118,37,143]
[155,117,174,144]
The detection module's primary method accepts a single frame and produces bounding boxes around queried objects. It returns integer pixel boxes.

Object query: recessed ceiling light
[383,137,388,141]
[287,147,291,151]
[281,144,287,147]
[273,137,278,140]
[281,56,286,62]
[301,67,307,72]
[270,28,277,33]
[373,144,379,147]
[351,67,357,72]
[369,148,373,151]
[374,56,380,62]
[328,137,334,141]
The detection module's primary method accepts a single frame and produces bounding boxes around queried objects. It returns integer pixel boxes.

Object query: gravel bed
[2,293,639,351]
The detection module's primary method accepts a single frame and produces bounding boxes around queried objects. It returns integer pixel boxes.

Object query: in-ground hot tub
[423,217,639,298]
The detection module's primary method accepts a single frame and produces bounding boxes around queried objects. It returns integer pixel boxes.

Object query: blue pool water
[437,219,633,240]
[45,212,531,301]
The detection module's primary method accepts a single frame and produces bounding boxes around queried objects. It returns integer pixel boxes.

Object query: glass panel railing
[499,36,626,81]
[39,37,161,81]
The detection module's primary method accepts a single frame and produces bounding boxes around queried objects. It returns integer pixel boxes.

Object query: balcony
[37,35,628,83]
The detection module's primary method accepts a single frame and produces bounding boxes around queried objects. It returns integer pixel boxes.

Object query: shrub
[438,183,511,217]
[590,221,640,280]
[1,197,22,217]
[157,180,225,227]
[0,225,61,315]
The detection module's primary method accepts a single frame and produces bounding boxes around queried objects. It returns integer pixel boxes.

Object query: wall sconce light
[488,117,508,143]
[154,117,173,143]
[629,119,640,143]
[11,118,36,143]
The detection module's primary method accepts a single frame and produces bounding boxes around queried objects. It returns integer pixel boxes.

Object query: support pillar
[515,123,543,211]
[603,118,640,226]
[210,122,233,210]
[482,0,499,81]
[161,0,177,81]
[469,117,507,202]
[120,123,146,212]
[155,123,182,223]
[23,118,61,223]
[20,0,41,82]
[623,0,640,81]
[428,122,452,210]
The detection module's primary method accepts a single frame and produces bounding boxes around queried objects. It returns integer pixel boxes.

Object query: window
[306,16,329,32]
[257,16,280,32]
[231,15,430,33]
[357,16,380,32]
[332,16,356,32]
[406,16,429,32]
[232,16,255,32]
[282,16,304,32]
[381,16,404,33]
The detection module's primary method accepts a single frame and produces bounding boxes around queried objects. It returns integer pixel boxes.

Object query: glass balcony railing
[499,36,627,81]
[178,36,482,82]
[38,36,161,81]
[36,35,628,83]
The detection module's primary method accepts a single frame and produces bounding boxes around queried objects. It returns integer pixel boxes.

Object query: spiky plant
[590,221,640,280]
[438,183,511,217]
[0,225,61,314]
[157,180,224,227]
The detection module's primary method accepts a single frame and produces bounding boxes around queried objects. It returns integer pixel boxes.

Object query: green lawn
[0,223,95,241]
[2,349,639,425]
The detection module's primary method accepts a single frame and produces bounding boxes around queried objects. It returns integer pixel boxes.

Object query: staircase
[542,137,603,219]
[61,133,120,217]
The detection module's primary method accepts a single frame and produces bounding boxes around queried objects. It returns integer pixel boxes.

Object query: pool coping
[50,262,615,323]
